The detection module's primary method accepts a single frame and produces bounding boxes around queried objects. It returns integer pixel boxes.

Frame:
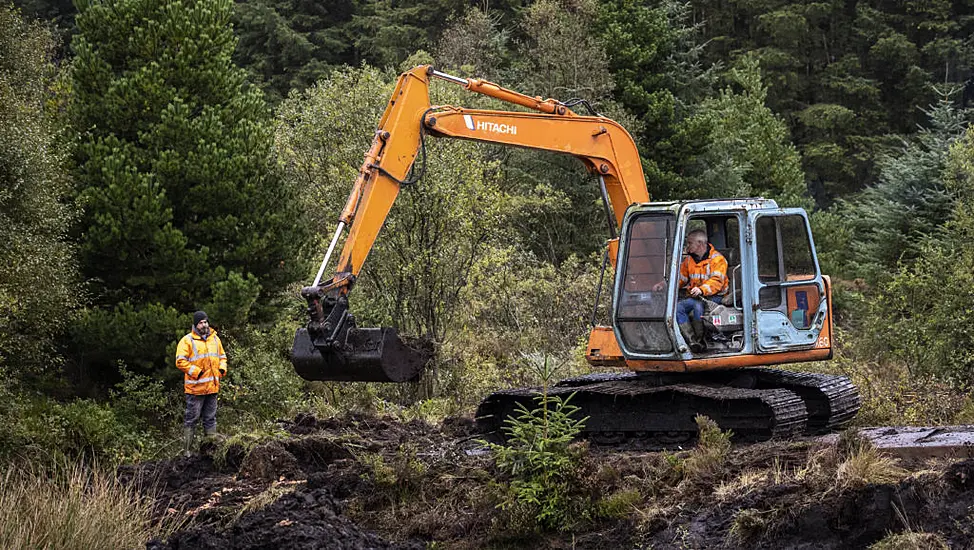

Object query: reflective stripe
[186,376,215,385]
[187,352,221,361]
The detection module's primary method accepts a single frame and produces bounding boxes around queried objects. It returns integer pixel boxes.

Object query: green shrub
[32,399,157,463]
[360,444,428,503]
[219,322,306,425]
[0,389,162,464]
[109,363,179,429]
[681,415,733,485]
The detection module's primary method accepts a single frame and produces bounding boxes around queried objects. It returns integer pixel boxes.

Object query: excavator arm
[292,65,649,383]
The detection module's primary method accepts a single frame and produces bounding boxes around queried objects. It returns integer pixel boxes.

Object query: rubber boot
[204,427,220,439]
[182,426,195,458]
[690,319,708,353]
[679,322,703,353]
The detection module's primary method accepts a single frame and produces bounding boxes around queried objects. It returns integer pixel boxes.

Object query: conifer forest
[3,0,974,548]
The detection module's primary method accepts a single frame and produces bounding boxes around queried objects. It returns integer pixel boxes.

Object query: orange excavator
[291,66,859,444]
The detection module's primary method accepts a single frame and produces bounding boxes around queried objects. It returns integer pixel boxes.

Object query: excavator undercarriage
[476,368,860,447]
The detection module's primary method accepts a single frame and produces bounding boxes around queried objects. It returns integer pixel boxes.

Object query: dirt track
[124,414,974,549]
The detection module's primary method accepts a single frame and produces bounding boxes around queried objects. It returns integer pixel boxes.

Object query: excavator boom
[293,66,649,383]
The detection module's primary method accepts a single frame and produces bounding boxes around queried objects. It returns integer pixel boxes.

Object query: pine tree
[597,0,715,199]
[684,56,809,207]
[232,0,357,102]
[865,121,974,383]
[70,0,310,381]
[840,90,968,282]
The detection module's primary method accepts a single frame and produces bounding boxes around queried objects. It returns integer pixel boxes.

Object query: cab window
[755,214,820,329]
[617,214,675,354]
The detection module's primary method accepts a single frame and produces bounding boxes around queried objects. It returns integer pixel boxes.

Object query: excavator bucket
[291,326,431,382]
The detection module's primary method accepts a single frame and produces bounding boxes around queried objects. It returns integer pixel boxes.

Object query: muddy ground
[122,414,974,549]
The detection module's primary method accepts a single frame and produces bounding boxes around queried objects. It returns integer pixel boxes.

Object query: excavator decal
[472,120,518,134]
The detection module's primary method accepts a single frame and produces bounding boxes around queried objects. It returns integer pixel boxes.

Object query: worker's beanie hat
[193,311,208,326]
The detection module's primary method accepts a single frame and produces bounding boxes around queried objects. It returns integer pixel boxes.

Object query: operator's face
[196,319,209,333]
[686,236,708,256]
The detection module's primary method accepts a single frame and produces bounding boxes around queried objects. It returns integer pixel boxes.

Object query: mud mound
[138,414,974,549]
[746,459,974,549]
[283,435,354,473]
[293,412,441,446]
[150,485,422,550]
[238,440,302,482]
[440,415,478,438]
[119,454,218,491]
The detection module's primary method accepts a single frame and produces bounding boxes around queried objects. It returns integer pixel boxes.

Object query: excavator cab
[610,198,832,366]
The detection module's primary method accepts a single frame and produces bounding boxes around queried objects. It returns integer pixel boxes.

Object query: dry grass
[836,438,907,490]
[0,461,177,550]
[868,531,949,550]
[633,502,678,534]
[233,480,299,523]
[714,469,768,502]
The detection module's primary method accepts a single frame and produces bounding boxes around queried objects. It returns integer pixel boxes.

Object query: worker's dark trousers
[676,296,723,323]
[184,393,218,432]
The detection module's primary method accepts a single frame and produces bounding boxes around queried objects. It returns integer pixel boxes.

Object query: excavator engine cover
[292,326,430,383]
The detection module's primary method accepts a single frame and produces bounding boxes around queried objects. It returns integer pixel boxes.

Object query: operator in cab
[655,229,729,352]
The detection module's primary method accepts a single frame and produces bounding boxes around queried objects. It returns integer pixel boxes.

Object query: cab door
[747,209,828,352]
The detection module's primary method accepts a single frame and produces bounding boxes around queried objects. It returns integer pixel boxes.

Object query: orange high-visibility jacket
[679,244,729,297]
[175,329,227,395]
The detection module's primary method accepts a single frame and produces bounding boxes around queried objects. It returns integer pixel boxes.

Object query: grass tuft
[868,531,949,550]
[0,461,177,550]
[836,436,906,490]
[682,415,732,485]
[728,508,770,544]
[594,489,642,519]
[715,469,768,502]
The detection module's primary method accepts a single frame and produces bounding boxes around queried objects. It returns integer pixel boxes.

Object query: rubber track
[476,373,808,445]
[557,368,861,434]
[748,368,861,434]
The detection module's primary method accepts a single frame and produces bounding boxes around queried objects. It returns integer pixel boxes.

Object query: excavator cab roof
[629,197,779,213]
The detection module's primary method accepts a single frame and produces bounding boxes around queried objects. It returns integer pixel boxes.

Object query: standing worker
[175,311,227,456]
